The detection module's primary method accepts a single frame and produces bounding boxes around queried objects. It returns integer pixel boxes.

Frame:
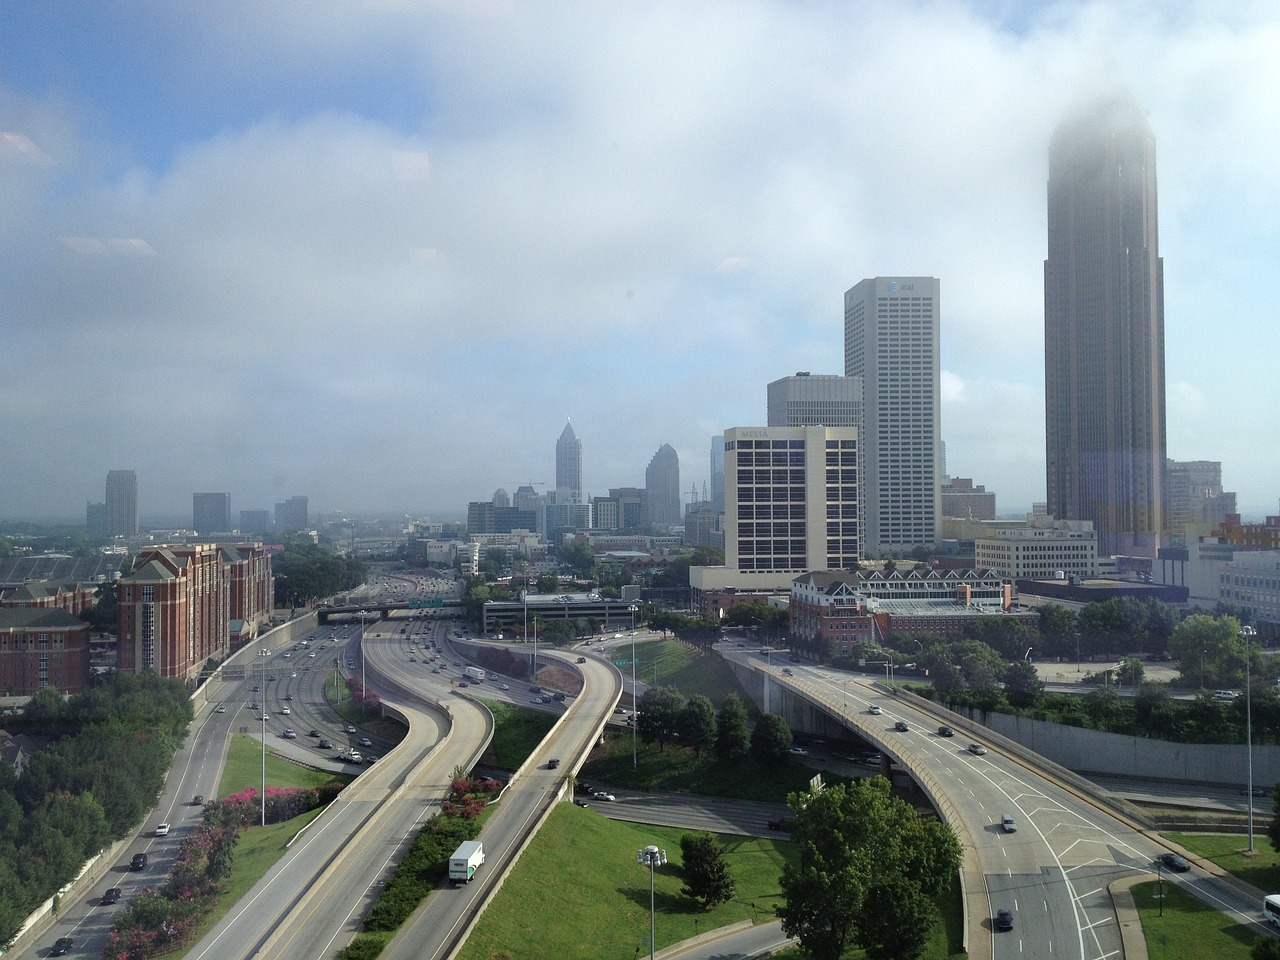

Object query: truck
[463,666,486,682]
[449,840,485,883]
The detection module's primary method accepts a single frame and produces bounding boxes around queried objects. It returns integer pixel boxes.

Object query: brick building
[0,608,92,695]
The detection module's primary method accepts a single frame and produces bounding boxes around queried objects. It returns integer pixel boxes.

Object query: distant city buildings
[86,500,107,535]
[844,277,941,557]
[555,421,582,504]
[645,443,681,528]
[239,509,270,535]
[973,515,1099,580]
[1045,93,1166,558]
[193,492,231,534]
[767,372,863,429]
[106,469,138,536]
[274,495,308,532]
[1165,460,1236,544]
[709,435,725,516]
[941,476,996,521]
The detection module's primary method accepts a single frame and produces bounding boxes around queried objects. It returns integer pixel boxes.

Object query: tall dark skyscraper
[555,421,582,503]
[1044,92,1166,558]
[105,469,138,536]
[193,492,231,534]
[645,443,681,528]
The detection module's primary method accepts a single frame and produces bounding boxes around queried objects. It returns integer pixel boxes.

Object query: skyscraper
[766,373,863,429]
[709,436,725,516]
[1045,92,1166,558]
[105,470,138,537]
[555,421,582,504]
[844,277,941,557]
[645,443,681,528]
[193,493,231,534]
[274,495,308,532]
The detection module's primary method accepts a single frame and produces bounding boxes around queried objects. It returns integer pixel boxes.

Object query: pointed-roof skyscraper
[555,420,582,504]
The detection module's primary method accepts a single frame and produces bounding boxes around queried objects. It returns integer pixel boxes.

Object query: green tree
[559,541,595,578]
[777,779,962,960]
[679,831,736,909]
[1083,685,1123,728]
[1134,683,1179,739]
[678,695,717,757]
[750,713,792,763]
[1268,785,1280,856]
[1117,656,1145,686]
[715,694,750,761]
[1252,935,1280,960]
[637,686,687,752]
[1170,614,1244,688]
[535,574,560,593]
[1037,604,1078,662]
[1002,659,1044,709]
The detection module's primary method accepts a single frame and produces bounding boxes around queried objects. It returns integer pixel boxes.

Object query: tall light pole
[358,610,370,714]
[637,845,666,960]
[1243,625,1257,852]
[258,648,268,826]
[630,605,639,769]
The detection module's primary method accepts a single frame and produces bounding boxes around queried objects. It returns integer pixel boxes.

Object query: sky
[2,0,1278,525]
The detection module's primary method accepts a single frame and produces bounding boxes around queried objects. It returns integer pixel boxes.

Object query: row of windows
[737,487,807,502]
[739,469,807,484]
[739,522,807,537]
[734,439,808,449]
[825,452,858,466]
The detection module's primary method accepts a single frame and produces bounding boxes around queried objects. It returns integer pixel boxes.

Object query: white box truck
[449,840,485,884]
[464,666,486,682]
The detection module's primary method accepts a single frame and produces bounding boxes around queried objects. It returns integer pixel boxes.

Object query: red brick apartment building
[117,543,273,683]
[0,580,99,616]
[0,608,92,696]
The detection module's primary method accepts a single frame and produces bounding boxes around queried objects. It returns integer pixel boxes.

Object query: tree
[1003,659,1045,709]
[535,574,560,593]
[750,713,792,763]
[637,686,686,752]
[679,831,736,909]
[1268,785,1280,856]
[559,541,595,578]
[1252,935,1280,960]
[777,779,961,960]
[715,695,750,761]
[1037,604,1078,661]
[928,660,965,695]
[678,695,717,756]
[1170,614,1244,688]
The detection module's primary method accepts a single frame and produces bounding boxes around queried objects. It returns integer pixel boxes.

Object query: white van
[1214,690,1239,703]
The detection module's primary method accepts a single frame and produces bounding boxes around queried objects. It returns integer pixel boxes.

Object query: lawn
[457,803,796,960]
[477,698,557,770]
[1169,832,1280,895]
[218,733,350,797]
[1131,881,1262,960]
[628,637,753,707]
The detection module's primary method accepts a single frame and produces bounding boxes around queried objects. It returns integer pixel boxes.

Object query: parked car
[154,823,170,836]
[101,887,121,905]
[994,908,1014,931]
[1159,852,1191,872]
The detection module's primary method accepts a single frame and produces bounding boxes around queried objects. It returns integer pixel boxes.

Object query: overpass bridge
[318,600,464,624]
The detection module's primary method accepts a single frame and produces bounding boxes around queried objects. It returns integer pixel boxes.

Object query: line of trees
[273,534,369,606]
[0,673,194,947]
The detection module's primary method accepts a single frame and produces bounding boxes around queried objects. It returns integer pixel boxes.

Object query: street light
[636,845,667,960]
[258,647,268,826]
[357,610,370,712]
[1243,625,1257,852]
[629,605,639,769]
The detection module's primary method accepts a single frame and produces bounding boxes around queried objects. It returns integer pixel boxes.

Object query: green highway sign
[614,660,629,667]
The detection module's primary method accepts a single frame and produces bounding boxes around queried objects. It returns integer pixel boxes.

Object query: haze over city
[2,1,1277,523]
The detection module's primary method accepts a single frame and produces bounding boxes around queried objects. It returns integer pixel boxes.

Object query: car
[868,704,882,715]
[409,656,416,662]
[968,742,987,756]
[283,729,297,739]
[937,725,955,737]
[789,746,809,756]
[280,706,290,714]
[548,758,560,769]
[614,707,628,715]
[130,852,148,871]
[576,656,587,663]
[318,738,333,749]
[894,720,909,732]
[215,705,227,713]
[284,694,293,701]
[1159,852,1191,872]
[101,887,122,905]
[309,729,320,737]
[308,652,316,657]
[358,737,373,747]
[346,725,357,734]
[347,752,363,763]
[154,823,170,836]
[575,781,592,794]
[365,755,379,764]
[192,794,204,805]
[500,683,510,691]
[592,791,617,801]
[282,652,292,658]
[782,668,793,676]
[1000,814,1017,833]
[249,702,259,710]
[252,685,260,692]
[532,697,544,704]
[861,753,883,765]
[994,908,1014,931]
[459,681,469,688]
[266,675,276,681]
[573,799,590,808]
[51,937,74,956]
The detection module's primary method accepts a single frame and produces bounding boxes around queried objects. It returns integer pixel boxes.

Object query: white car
[215,705,226,713]
[358,737,373,747]
[868,704,883,715]
[154,823,170,837]
[500,683,511,691]
[592,791,617,802]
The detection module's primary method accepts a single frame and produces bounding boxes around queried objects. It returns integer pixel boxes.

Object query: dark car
[1159,852,1191,873]
[51,937,74,956]
[576,656,587,663]
[548,758,560,769]
[575,781,592,794]
[192,794,204,805]
[937,725,955,737]
[101,887,122,905]
[309,729,320,737]
[994,908,1014,931]
[130,852,148,871]
[894,720,909,732]
[318,738,333,749]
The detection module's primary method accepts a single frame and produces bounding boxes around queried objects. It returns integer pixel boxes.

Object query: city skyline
[2,4,1277,521]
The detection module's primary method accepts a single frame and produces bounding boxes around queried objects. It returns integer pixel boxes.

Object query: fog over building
[192,492,231,534]
[1044,92,1166,558]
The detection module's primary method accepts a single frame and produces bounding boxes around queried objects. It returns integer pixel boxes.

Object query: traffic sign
[615,660,629,667]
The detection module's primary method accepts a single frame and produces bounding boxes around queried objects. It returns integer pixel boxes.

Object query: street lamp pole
[630,605,638,769]
[259,647,267,826]
[637,845,667,960]
[1244,625,1257,852]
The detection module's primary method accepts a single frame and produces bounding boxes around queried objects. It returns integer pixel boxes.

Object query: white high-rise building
[767,372,863,429]
[844,276,941,557]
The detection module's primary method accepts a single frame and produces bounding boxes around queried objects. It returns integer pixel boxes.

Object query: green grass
[629,637,752,707]
[1132,881,1262,960]
[218,734,351,797]
[1168,832,1280,894]
[478,698,557,770]
[457,803,797,960]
